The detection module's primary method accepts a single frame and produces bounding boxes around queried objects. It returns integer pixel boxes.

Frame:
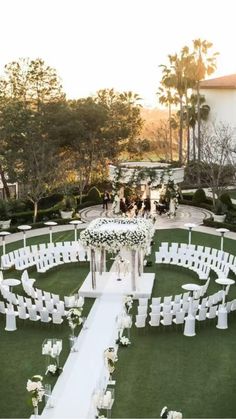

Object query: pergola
[109,161,185,212]
[80,217,155,291]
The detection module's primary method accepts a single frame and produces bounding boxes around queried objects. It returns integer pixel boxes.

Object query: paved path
[1,203,236,248]
[80,204,236,240]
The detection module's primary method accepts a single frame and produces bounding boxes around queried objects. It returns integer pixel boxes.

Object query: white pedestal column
[216,305,228,329]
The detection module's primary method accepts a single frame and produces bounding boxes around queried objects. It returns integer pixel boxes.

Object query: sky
[1,0,236,107]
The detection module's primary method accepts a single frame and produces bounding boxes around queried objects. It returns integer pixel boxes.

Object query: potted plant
[60,196,76,219]
[0,200,11,229]
[213,200,227,223]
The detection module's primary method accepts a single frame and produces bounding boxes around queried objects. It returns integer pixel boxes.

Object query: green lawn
[112,229,236,418]
[0,228,236,418]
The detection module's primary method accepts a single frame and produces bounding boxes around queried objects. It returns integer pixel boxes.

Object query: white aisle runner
[41,294,123,418]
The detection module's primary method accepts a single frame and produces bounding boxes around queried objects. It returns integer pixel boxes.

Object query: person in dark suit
[102,191,110,210]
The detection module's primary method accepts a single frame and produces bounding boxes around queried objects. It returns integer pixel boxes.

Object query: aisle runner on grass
[40,293,123,419]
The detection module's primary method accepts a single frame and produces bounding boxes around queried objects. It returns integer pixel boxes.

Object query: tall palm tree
[183,94,210,161]
[157,82,178,161]
[191,39,218,162]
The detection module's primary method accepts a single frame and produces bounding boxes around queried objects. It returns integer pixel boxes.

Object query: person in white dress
[112,194,120,215]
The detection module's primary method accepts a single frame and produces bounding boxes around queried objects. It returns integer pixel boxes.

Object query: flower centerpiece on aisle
[67,306,83,337]
[46,363,63,376]
[104,347,118,380]
[123,295,133,313]
[116,335,131,347]
[160,406,183,419]
[26,375,44,416]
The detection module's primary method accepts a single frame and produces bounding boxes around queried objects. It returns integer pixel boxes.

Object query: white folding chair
[196,307,207,321]
[17,305,29,320]
[52,312,63,325]
[137,305,148,315]
[160,312,173,326]
[28,308,40,321]
[149,313,160,326]
[135,314,146,328]
[173,311,185,325]
[40,309,52,323]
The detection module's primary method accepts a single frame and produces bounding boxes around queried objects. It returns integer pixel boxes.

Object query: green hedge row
[203,218,236,233]
[179,198,213,212]
[5,217,84,233]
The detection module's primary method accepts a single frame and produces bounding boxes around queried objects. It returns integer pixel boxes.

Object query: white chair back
[135,314,146,328]
[149,313,160,326]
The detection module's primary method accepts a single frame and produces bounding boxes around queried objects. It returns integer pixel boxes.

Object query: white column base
[184,315,196,337]
[216,306,228,329]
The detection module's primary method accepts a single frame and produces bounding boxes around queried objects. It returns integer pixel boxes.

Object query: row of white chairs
[156,242,236,279]
[21,270,82,309]
[1,241,88,271]
[0,301,64,324]
[135,301,236,328]
[137,291,224,317]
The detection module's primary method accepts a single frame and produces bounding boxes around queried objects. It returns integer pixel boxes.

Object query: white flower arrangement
[117,336,131,347]
[46,363,63,376]
[67,307,83,330]
[80,218,155,252]
[26,375,44,408]
[160,406,183,419]
[104,347,118,374]
[123,294,133,313]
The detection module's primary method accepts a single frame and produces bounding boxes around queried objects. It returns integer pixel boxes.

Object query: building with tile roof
[199,74,236,139]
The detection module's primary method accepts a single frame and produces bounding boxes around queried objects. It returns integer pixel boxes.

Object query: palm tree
[183,94,210,161]
[191,39,218,162]
[157,83,178,161]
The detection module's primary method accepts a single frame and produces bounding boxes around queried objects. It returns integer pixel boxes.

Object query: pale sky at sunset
[1,0,235,107]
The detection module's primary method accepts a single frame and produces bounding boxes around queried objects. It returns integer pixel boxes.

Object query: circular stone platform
[79,204,212,229]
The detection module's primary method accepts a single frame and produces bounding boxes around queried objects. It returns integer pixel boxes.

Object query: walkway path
[41,293,123,418]
[80,203,236,240]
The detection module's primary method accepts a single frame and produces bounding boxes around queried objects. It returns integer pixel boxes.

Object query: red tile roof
[200,74,236,89]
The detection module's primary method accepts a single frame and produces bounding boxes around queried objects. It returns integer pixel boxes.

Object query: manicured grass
[112,229,236,418]
[1,228,236,418]
[0,230,92,418]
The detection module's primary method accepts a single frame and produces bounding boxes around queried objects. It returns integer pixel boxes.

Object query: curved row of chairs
[1,241,89,272]
[135,294,236,328]
[155,242,236,280]
[0,270,84,327]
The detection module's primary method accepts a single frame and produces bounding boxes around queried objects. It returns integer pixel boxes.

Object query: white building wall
[200,88,236,130]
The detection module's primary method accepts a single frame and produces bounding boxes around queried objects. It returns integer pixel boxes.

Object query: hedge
[179,199,213,212]
[10,204,62,224]
[203,218,236,233]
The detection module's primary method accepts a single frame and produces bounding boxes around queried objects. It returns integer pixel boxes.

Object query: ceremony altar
[80,217,155,293]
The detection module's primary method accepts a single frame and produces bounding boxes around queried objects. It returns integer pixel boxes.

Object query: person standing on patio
[102,190,110,211]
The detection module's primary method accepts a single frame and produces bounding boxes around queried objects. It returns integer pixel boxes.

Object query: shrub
[192,188,207,204]
[214,200,227,215]
[87,187,102,203]
[219,192,233,210]
[179,198,212,212]
[38,194,64,209]
[0,200,11,220]
[10,204,61,224]
[62,195,77,211]
[203,218,236,232]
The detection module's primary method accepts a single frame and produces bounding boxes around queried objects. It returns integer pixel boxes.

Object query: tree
[200,122,236,209]
[157,77,178,161]
[95,88,143,157]
[0,58,65,221]
[183,94,210,161]
[191,39,218,162]
[159,48,194,164]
